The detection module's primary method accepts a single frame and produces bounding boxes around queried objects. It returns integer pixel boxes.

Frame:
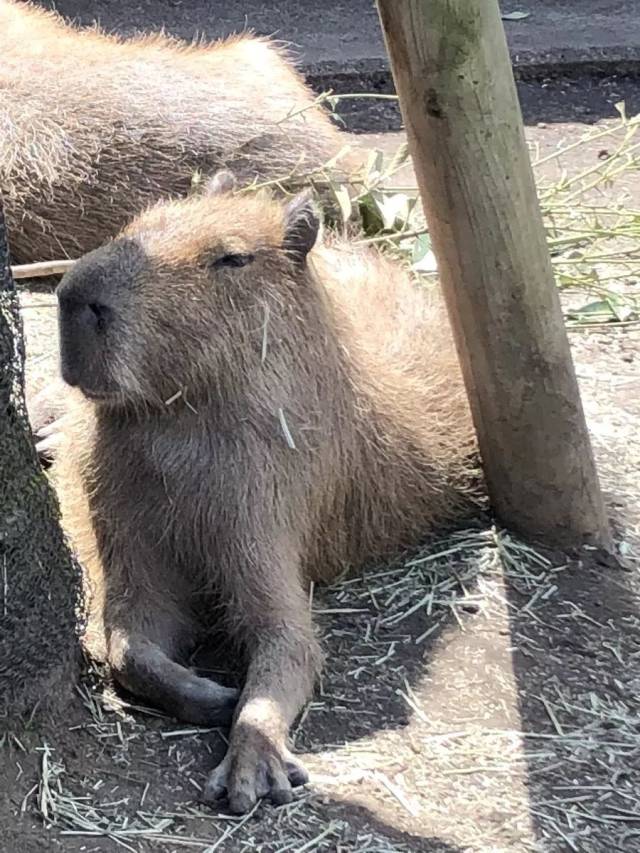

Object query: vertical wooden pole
[376,0,610,548]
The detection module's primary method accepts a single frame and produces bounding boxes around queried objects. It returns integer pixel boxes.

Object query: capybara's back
[0,0,350,263]
[306,240,481,575]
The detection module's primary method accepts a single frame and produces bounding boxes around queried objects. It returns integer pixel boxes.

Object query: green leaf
[501,11,530,20]
[358,192,384,236]
[567,299,618,324]
[332,184,352,225]
[385,142,410,176]
[411,234,431,262]
[377,193,412,230]
[365,149,384,181]
[605,294,637,322]
[411,234,438,272]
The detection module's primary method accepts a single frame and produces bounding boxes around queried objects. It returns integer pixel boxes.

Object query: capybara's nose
[58,290,113,334]
[57,284,115,390]
[60,297,113,335]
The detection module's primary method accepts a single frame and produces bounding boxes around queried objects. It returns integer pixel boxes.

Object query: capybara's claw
[202,734,309,813]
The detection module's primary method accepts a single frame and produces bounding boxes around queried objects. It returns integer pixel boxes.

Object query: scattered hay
[16,528,636,851]
[13,94,640,853]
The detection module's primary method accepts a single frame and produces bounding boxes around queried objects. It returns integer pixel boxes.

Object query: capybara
[52,171,482,812]
[0,0,352,264]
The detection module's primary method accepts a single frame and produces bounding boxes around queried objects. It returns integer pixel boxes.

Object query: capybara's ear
[283,192,319,265]
[204,169,237,196]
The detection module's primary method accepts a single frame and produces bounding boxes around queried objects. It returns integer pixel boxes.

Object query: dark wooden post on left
[0,197,80,723]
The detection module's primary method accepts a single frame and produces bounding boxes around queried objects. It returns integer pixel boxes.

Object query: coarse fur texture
[52,177,482,812]
[0,0,352,263]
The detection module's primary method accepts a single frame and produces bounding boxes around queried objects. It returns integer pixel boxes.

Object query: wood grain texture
[376,0,610,547]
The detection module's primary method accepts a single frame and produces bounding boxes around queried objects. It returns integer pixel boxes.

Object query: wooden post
[376,0,610,548]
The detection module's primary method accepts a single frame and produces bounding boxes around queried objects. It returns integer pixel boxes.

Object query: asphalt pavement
[32,1,640,69]
[29,1,640,131]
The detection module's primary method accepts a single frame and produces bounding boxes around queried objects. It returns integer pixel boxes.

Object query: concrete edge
[304,45,640,93]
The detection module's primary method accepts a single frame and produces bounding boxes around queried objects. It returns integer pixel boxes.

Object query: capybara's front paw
[34,414,68,463]
[27,378,69,432]
[202,725,309,813]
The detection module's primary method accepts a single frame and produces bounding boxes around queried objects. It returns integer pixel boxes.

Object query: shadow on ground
[4,515,639,851]
[1,523,494,851]
[326,72,640,133]
[505,546,640,852]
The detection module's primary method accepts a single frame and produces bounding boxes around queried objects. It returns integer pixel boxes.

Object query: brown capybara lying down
[51,171,482,812]
[0,0,352,264]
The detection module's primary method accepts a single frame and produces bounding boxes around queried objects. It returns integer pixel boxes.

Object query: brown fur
[53,179,482,812]
[0,0,352,263]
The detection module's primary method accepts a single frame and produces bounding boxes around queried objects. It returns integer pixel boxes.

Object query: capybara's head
[56,172,320,406]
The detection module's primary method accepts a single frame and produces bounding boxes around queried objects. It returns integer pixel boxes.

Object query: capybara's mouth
[80,386,118,402]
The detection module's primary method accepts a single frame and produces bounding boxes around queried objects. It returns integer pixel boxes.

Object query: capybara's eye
[211,253,255,270]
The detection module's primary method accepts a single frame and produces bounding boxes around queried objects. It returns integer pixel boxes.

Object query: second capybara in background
[52,171,483,812]
[0,0,354,263]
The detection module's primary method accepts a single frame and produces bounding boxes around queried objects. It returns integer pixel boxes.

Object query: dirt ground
[5,115,640,852]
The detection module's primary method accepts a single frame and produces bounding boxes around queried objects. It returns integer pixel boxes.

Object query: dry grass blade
[16,103,640,331]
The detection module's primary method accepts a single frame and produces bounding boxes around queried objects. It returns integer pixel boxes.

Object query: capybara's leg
[107,628,238,726]
[202,559,321,812]
[27,377,71,464]
[27,376,69,435]
[34,415,68,462]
